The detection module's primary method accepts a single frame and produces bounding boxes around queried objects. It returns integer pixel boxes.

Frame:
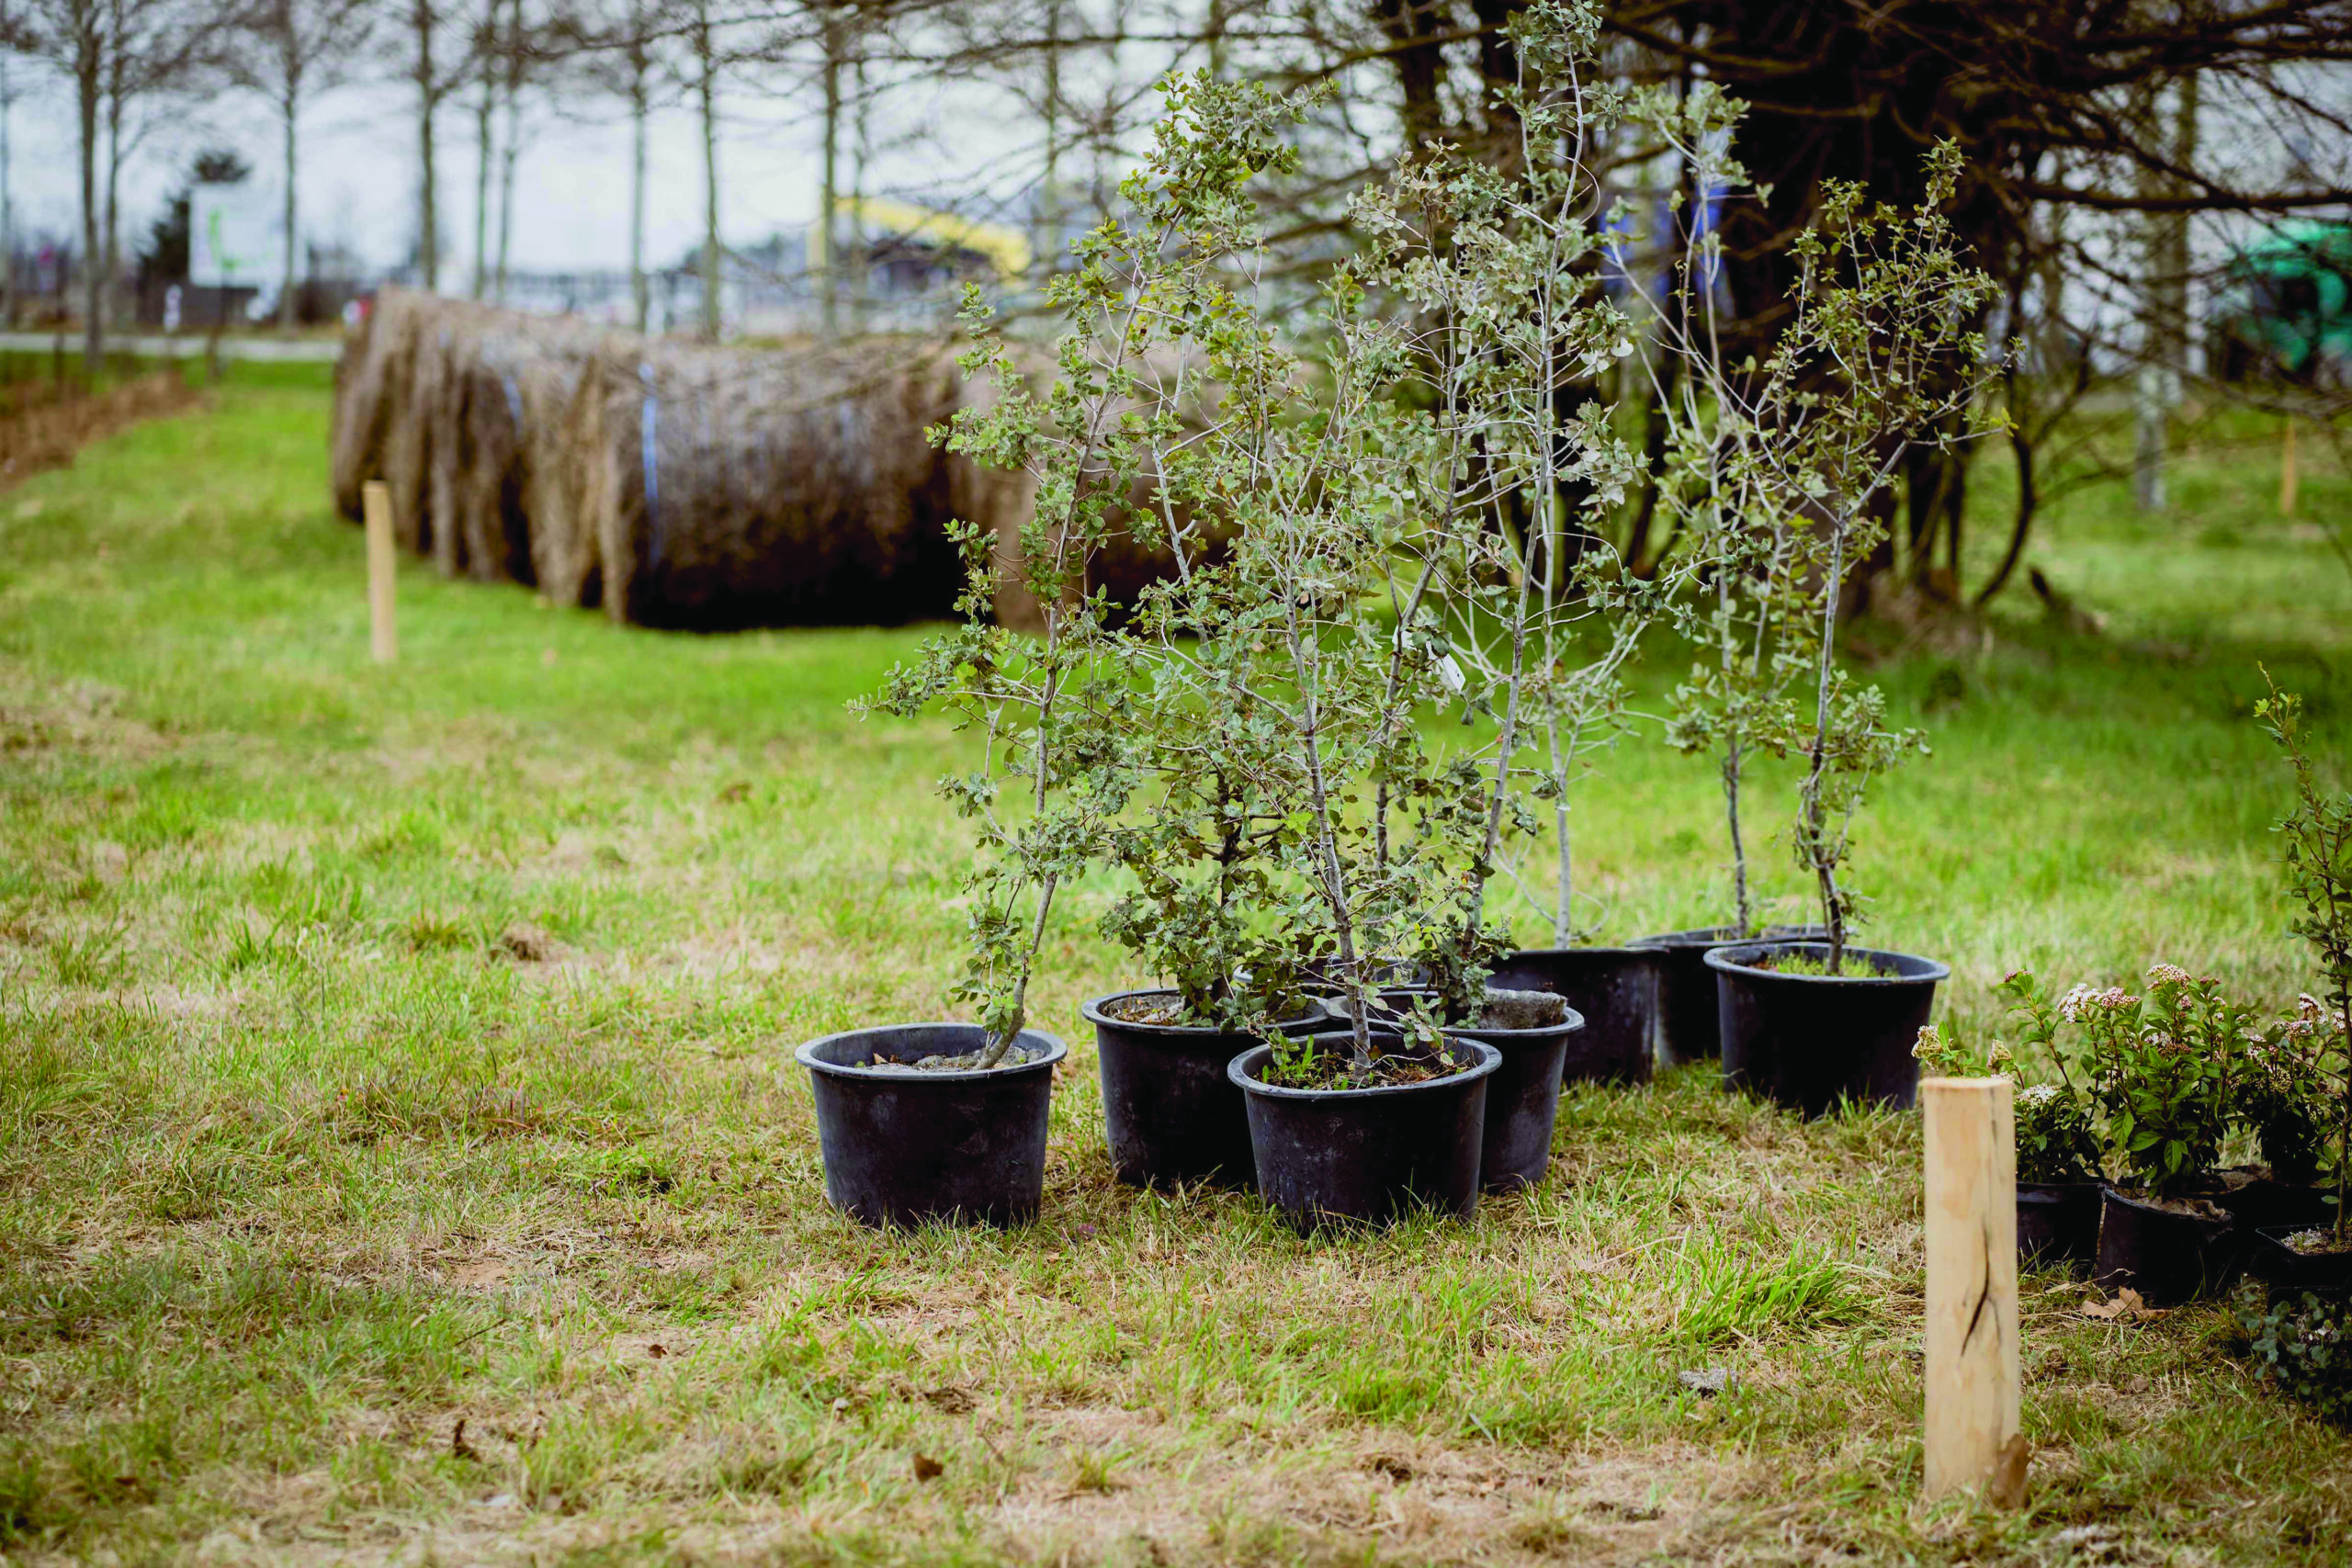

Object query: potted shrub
[2075,966,2250,1303]
[2245,677,2351,1293]
[1918,976,2109,1266]
[1699,152,1996,1115]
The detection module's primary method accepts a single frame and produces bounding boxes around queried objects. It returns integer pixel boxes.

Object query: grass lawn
[1,369,2349,1565]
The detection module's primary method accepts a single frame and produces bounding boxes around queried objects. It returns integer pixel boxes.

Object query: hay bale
[328,288,424,525]
[575,338,968,629]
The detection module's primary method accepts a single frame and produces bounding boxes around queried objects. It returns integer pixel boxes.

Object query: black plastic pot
[1484,948,1658,1085]
[2093,1188,2241,1303]
[2017,1181,2105,1268]
[1227,1032,1501,1231]
[1704,942,1948,1116]
[1314,996,1587,1186]
[2248,1224,2352,1299]
[2208,1169,2338,1232]
[795,1023,1066,1228]
[1446,1009,1587,1191]
[1634,924,1826,1066]
[1083,990,1324,1190]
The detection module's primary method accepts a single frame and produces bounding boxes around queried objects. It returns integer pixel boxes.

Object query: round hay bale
[581,337,967,629]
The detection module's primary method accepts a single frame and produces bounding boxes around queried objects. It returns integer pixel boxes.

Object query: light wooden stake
[363,480,398,665]
[2280,417,2299,518]
[1923,1077,2024,1506]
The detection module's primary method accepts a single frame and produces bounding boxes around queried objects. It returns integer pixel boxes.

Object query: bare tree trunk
[820,7,838,337]
[695,0,718,341]
[77,28,101,375]
[277,78,300,331]
[1035,0,1061,278]
[470,6,494,299]
[416,0,441,290]
[103,44,122,366]
[2,54,16,331]
[628,34,647,334]
[493,0,521,302]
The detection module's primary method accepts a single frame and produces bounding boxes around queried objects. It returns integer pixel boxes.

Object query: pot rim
[1081,987,1325,1037]
[1317,987,1588,1042]
[1226,1035,1502,1101]
[795,1022,1069,1084]
[1499,945,1666,963]
[1633,923,1828,950]
[1702,942,1951,986]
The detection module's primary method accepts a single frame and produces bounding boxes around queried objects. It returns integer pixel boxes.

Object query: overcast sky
[2,51,1051,281]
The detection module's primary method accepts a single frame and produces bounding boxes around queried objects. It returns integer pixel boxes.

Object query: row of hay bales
[331,288,1056,630]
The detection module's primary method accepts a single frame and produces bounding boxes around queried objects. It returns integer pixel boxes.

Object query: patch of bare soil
[0,372,202,491]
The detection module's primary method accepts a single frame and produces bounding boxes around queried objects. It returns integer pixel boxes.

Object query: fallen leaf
[647,1343,667,1359]
[2079,1288,2165,1323]
[452,1417,482,1462]
[913,1452,944,1481]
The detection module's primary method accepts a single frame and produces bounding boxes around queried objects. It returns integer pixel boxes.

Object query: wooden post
[1923,1077,2023,1506]
[2279,417,2299,518]
[362,480,398,665]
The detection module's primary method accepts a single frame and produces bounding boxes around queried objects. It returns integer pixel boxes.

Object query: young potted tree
[1628,88,1827,1066]
[1339,6,1701,1103]
[793,296,1142,1227]
[1697,151,1997,1115]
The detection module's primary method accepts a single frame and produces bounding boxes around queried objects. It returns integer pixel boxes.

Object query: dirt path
[0,373,203,492]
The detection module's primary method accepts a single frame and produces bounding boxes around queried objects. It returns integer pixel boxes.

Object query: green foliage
[2258,671,2352,1241]
[2234,1287,2352,1428]
[1912,992,2100,1183]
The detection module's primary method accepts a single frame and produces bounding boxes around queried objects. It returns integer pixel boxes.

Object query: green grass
[0,380,2348,1563]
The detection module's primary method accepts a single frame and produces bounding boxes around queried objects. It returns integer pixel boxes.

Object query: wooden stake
[1923,1077,2023,1506]
[2280,417,2299,518]
[363,479,398,665]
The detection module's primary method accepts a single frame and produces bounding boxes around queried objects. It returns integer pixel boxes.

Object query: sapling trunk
[1798,519,1849,974]
[1724,738,1751,937]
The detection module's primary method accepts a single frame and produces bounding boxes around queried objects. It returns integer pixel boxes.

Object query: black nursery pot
[1634,925,1825,1066]
[1442,1009,1588,1192]
[2017,1181,2105,1268]
[1227,1032,1502,1231]
[2208,1168,2338,1232]
[795,1023,1067,1228]
[1485,948,1658,1085]
[1083,990,1324,1190]
[2248,1225,2352,1299]
[1705,942,1948,1116]
[2093,1188,2241,1303]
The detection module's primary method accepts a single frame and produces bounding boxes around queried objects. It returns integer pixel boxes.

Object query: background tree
[231,0,375,329]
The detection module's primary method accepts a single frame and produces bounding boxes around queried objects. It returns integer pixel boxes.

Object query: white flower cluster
[2058,984,2136,1022]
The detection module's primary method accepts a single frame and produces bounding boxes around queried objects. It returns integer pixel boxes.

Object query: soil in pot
[1228,1030,1501,1231]
[1327,988,1587,1192]
[2249,1224,2352,1299]
[1634,924,1825,1067]
[1083,989,1324,1190]
[795,1022,1067,1228]
[2093,1187,2242,1304]
[1484,948,1658,1085]
[1705,942,1947,1116]
[2018,1181,2105,1268]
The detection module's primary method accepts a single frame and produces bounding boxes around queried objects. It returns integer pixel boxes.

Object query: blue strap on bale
[503,374,523,428]
[638,362,662,571]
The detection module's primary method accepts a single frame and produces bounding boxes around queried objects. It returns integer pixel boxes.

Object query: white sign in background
[189,183,281,289]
